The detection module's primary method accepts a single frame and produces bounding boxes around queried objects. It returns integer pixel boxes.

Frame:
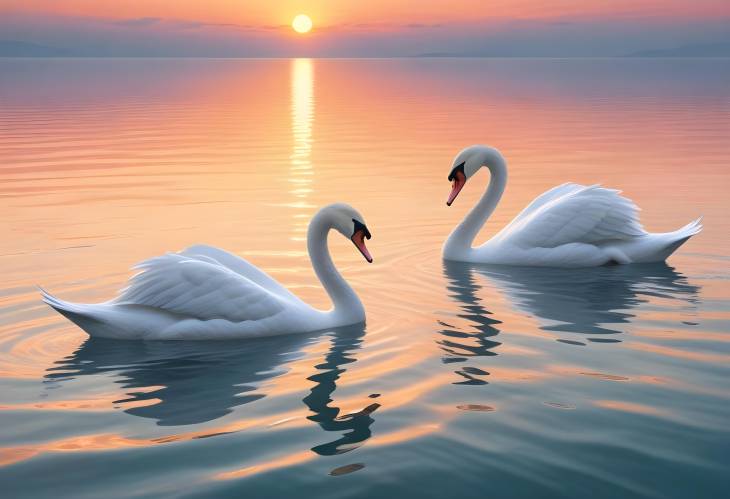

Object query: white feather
[444,145,701,267]
[116,253,286,322]
[504,184,646,248]
[41,204,372,340]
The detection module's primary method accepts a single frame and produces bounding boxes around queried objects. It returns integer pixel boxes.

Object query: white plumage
[42,203,373,340]
[503,184,646,246]
[443,145,701,267]
[118,252,287,322]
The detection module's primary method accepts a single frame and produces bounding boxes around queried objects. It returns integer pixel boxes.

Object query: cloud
[111,17,162,27]
[337,22,444,31]
[404,23,444,29]
[174,20,282,31]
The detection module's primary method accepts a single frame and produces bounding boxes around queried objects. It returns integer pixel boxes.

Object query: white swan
[41,203,373,340]
[443,145,702,268]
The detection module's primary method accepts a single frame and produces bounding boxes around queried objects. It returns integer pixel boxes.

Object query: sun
[292,14,313,34]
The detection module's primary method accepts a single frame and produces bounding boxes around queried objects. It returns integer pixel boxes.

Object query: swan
[41,203,373,340]
[443,145,702,268]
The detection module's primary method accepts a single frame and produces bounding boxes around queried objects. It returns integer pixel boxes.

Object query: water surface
[1,58,729,498]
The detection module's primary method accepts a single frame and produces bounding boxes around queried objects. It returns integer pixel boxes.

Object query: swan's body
[42,203,373,340]
[443,145,701,268]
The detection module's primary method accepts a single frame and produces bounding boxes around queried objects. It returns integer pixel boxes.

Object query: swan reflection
[439,261,503,385]
[44,323,373,446]
[447,261,700,344]
[301,324,376,455]
[44,334,319,425]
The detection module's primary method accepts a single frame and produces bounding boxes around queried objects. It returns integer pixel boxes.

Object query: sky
[1,0,729,57]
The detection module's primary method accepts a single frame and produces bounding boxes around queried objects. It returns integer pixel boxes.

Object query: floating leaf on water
[457,404,495,412]
[329,463,365,476]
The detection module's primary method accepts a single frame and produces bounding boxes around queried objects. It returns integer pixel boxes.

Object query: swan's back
[115,253,287,321]
[180,245,297,300]
[500,184,647,248]
[41,252,297,339]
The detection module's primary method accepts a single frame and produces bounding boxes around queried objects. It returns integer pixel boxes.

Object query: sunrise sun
[292,14,313,34]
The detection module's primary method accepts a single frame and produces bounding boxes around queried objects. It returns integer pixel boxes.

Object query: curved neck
[445,154,507,256]
[307,212,364,320]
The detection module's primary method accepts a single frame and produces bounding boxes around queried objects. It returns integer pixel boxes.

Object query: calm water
[1,58,729,498]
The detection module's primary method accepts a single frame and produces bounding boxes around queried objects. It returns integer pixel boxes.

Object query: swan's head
[446,145,504,206]
[324,203,373,263]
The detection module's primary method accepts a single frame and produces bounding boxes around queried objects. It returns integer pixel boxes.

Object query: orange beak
[351,228,373,263]
[447,170,466,206]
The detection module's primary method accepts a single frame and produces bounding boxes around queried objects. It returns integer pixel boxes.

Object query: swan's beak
[351,227,373,263]
[447,170,466,206]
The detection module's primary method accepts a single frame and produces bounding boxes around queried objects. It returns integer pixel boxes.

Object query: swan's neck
[307,213,365,321]
[445,154,507,257]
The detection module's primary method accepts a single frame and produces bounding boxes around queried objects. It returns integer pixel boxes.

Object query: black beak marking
[352,219,371,239]
[448,162,465,181]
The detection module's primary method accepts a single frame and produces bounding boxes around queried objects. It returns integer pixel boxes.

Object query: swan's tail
[674,217,703,239]
[40,286,83,314]
[655,217,703,260]
[39,287,106,336]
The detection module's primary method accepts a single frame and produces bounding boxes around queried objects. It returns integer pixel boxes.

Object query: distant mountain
[627,42,730,58]
[409,52,528,58]
[0,40,69,57]
[410,52,459,57]
[2,38,729,59]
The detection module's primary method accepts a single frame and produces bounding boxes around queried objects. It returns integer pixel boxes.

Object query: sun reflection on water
[289,58,315,241]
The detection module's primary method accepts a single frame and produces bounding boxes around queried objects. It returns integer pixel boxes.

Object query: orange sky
[2,0,729,57]
[6,0,730,26]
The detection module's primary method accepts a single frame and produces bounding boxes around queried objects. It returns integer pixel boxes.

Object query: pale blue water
[0,58,729,498]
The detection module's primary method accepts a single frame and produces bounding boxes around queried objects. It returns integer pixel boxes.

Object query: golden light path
[289,58,315,241]
[292,14,313,34]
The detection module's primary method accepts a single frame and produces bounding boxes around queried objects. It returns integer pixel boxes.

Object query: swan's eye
[352,219,371,239]
[448,162,465,181]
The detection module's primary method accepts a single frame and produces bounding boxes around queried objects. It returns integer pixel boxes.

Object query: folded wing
[180,244,296,299]
[505,184,647,248]
[115,253,286,322]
